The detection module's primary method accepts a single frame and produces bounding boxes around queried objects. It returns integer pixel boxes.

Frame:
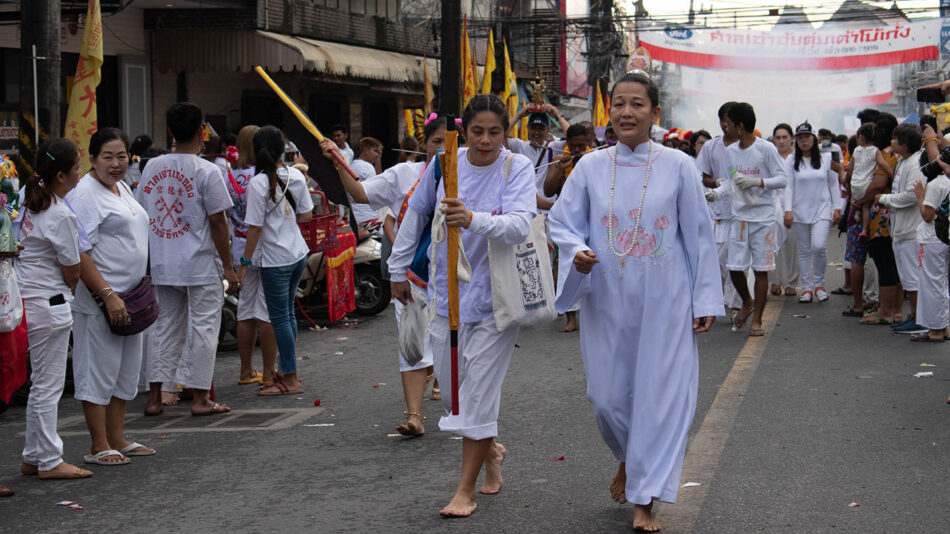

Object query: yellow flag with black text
[64,0,103,174]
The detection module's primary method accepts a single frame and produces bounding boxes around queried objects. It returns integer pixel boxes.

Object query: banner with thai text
[640,20,939,70]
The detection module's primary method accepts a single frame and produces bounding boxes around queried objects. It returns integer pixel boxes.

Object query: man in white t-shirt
[721,102,787,336]
[331,124,355,165]
[508,104,569,211]
[349,136,385,225]
[912,171,950,342]
[141,103,237,417]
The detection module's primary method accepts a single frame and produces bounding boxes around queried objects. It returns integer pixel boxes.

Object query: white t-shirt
[696,135,735,221]
[340,142,355,164]
[349,159,383,224]
[139,153,234,286]
[784,152,842,224]
[916,175,950,244]
[363,161,425,230]
[67,174,150,314]
[507,137,566,203]
[16,197,80,301]
[850,145,877,200]
[244,166,314,267]
[725,137,788,223]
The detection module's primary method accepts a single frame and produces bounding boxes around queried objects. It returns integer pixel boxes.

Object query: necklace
[93,172,137,215]
[606,141,654,274]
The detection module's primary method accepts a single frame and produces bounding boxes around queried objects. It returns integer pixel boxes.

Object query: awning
[151,29,441,85]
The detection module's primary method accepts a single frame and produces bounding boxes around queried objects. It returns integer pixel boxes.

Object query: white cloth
[244,166,313,268]
[339,142,355,164]
[140,154,233,286]
[893,240,919,292]
[850,145,878,201]
[236,266,269,322]
[228,165,255,266]
[349,159,384,223]
[393,299,434,373]
[916,242,949,330]
[363,161,425,226]
[696,136,735,221]
[67,175,150,315]
[727,220,779,272]
[723,138,787,223]
[717,240,742,309]
[147,283,223,389]
[21,297,72,471]
[548,140,723,505]
[784,152,842,224]
[427,315,518,440]
[15,199,80,301]
[388,147,537,323]
[792,220,831,292]
[916,176,950,244]
[71,312,143,405]
[769,226,801,288]
[878,151,925,243]
[507,137,566,204]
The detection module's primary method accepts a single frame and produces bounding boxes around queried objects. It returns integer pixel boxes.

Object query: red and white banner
[680,66,893,109]
[641,20,939,70]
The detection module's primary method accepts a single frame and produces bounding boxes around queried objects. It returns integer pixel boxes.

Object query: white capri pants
[892,240,920,292]
[22,297,73,471]
[916,242,949,330]
[393,299,433,373]
[427,315,519,440]
[147,283,223,390]
[72,311,144,405]
[237,266,269,322]
[792,220,831,293]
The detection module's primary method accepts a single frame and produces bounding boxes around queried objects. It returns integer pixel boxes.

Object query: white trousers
[769,224,801,288]
[893,240,920,292]
[792,220,831,293]
[237,266,269,322]
[393,299,434,373]
[427,316,518,440]
[22,297,73,471]
[917,242,949,330]
[147,284,222,390]
[72,311,144,405]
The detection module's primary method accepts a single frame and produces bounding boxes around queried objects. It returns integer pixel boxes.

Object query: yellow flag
[519,97,529,141]
[65,0,103,174]
[594,81,606,127]
[604,92,612,125]
[481,29,496,95]
[404,109,415,138]
[423,55,435,116]
[502,39,515,103]
[462,15,477,109]
[507,94,519,138]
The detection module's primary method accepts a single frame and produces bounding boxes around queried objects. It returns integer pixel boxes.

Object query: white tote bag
[488,155,557,332]
[0,260,22,333]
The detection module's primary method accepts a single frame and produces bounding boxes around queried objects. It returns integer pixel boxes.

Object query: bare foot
[38,461,93,479]
[161,391,179,406]
[430,380,441,401]
[440,491,477,518]
[21,462,37,476]
[191,401,231,416]
[479,442,506,494]
[558,322,578,333]
[769,284,781,296]
[396,412,425,437]
[610,462,628,503]
[144,402,163,416]
[733,303,753,329]
[633,501,660,532]
[0,484,12,497]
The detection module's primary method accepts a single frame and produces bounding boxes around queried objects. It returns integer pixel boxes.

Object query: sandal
[396,411,426,437]
[860,312,893,325]
[119,442,155,457]
[770,284,782,296]
[784,287,797,296]
[83,449,130,466]
[841,307,865,317]
[910,334,949,342]
[748,328,765,337]
[191,402,231,416]
[0,485,12,498]
[733,306,753,329]
[237,372,263,385]
[831,287,852,295]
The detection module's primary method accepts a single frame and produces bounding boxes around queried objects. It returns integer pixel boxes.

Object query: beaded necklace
[606,140,653,274]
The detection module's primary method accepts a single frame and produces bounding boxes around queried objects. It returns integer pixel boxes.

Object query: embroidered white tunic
[548,140,724,505]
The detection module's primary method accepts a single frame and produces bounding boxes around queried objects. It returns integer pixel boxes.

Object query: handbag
[94,275,159,336]
[487,154,557,332]
[0,260,22,333]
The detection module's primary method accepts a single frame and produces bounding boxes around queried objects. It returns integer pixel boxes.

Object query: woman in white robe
[548,73,723,532]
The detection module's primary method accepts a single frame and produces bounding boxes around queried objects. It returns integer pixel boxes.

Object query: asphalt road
[1,233,948,533]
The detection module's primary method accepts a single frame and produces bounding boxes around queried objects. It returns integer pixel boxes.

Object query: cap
[284,141,300,153]
[795,122,813,135]
[528,113,549,128]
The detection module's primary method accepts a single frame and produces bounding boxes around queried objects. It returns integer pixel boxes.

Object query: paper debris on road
[920,363,936,367]
[70,504,84,510]
[387,433,401,437]
[334,351,344,356]
[848,502,860,508]
[304,423,335,427]
[55,501,74,506]
[791,314,810,318]
[550,455,566,461]
[681,482,702,488]
[336,337,348,341]
[449,436,463,440]
[914,372,934,378]
[856,376,874,379]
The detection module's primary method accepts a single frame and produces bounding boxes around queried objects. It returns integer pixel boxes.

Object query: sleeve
[290,170,314,214]
[881,160,924,209]
[244,176,267,227]
[66,187,103,247]
[387,206,427,283]
[696,142,713,177]
[675,159,725,318]
[201,164,234,216]
[466,156,535,244]
[825,155,844,211]
[548,157,592,313]
[48,210,81,267]
[783,158,794,213]
[507,138,528,156]
[761,144,787,191]
[923,177,950,209]
[363,166,405,211]
[407,160,438,217]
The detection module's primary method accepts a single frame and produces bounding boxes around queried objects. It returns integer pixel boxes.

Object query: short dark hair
[89,127,130,158]
[357,136,383,157]
[920,114,938,132]
[892,123,922,154]
[818,128,833,137]
[330,124,347,134]
[856,123,876,143]
[610,73,659,109]
[725,102,756,133]
[461,94,509,133]
[690,130,711,154]
[856,108,881,125]
[566,123,588,139]
[717,101,737,120]
[130,134,152,157]
[422,116,446,140]
[773,123,793,137]
[167,103,203,143]
[835,134,848,143]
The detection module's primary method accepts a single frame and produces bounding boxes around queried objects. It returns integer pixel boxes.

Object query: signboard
[640,20,940,70]
[941,22,950,55]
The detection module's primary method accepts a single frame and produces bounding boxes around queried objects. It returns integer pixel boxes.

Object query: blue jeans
[260,256,307,374]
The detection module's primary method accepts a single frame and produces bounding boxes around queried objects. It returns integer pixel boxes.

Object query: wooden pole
[442,122,461,416]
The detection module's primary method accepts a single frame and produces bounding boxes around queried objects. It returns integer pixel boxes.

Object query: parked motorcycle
[297,229,391,317]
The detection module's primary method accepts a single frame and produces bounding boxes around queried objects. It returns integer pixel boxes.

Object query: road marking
[659,297,785,532]
[27,408,324,436]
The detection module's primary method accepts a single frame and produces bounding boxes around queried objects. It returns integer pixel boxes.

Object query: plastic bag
[399,285,429,368]
[0,261,22,333]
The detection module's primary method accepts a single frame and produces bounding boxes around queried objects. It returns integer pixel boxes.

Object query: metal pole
[32,44,39,147]
[441,0,461,117]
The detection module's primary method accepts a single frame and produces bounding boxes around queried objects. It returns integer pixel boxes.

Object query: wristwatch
[240,256,253,266]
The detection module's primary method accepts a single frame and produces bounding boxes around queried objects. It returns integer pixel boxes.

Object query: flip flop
[831,287,852,295]
[258,381,293,396]
[83,449,130,466]
[860,313,893,325]
[237,372,263,385]
[841,307,865,317]
[748,329,765,337]
[192,402,231,416]
[910,334,949,342]
[733,307,753,329]
[0,485,13,498]
[119,442,155,457]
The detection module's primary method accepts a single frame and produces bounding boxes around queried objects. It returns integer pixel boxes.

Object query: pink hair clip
[423,113,438,126]
[455,118,462,126]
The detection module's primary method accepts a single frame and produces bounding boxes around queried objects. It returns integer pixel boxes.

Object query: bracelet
[100,289,114,300]
[463,211,474,229]
[96,286,112,296]
[924,137,938,144]
[334,165,345,173]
